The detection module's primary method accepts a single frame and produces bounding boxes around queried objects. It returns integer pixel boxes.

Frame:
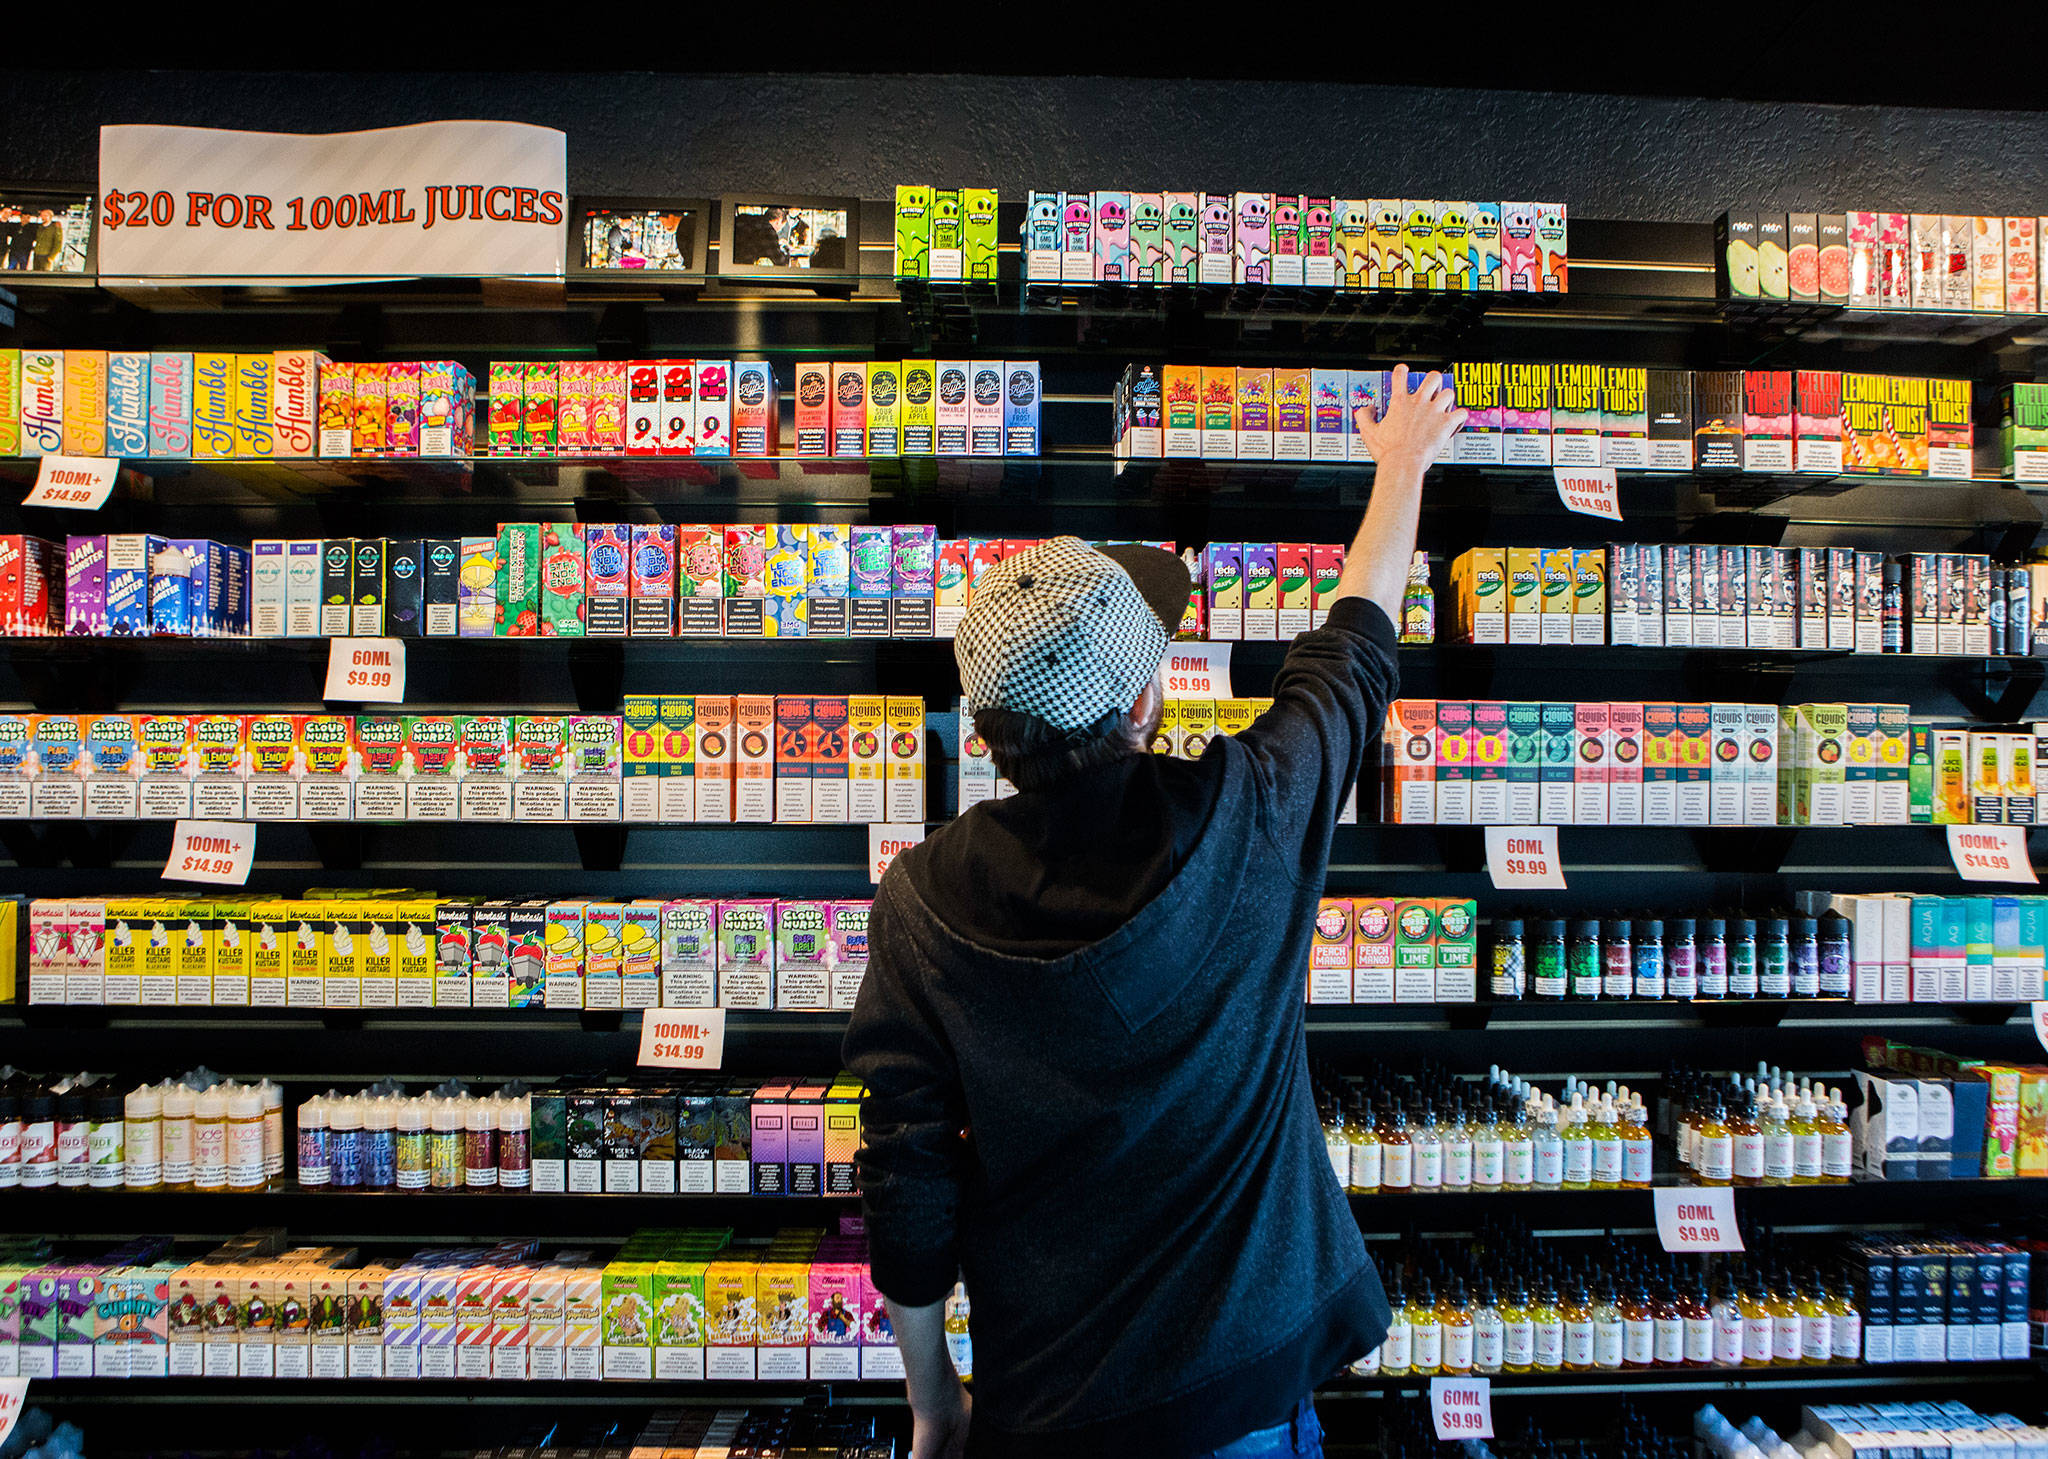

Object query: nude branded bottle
[1379,1102,1413,1193]
[1346,1094,1382,1194]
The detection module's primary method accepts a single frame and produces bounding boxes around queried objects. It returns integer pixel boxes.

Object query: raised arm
[1340,363,1469,621]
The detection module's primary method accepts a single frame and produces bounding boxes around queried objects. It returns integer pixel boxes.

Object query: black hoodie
[843,596,1399,1459]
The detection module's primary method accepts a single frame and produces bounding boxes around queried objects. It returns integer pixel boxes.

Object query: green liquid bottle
[1400,550,1434,644]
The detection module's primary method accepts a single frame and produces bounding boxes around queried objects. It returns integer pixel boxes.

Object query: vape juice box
[1162,365,1202,458]
[1380,700,1436,825]
[1638,702,1678,826]
[485,362,521,454]
[1670,702,1711,826]
[793,363,830,456]
[1160,192,1199,282]
[383,539,423,638]
[1927,378,1973,478]
[1841,702,1881,825]
[625,525,676,636]
[1272,368,1312,461]
[884,697,926,825]
[1741,702,1780,826]
[454,537,494,638]
[1328,201,1369,288]
[1431,700,1473,825]
[492,523,540,637]
[103,533,159,638]
[732,694,775,825]
[64,535,107,637]
[296,714,356,822]
[655,358,695,456]
[829,363,866,458]
[1205,543,1243,640]
[1599,365,1648,469]
[1753,213,1788,299]
[625,361,661,455]
[1348,370,1388,461]
[1500,363,1552,466]
[1560,700,1607,824]
[1195,194,1233,284]
[893,185,931,278]
[802,523,850,639]
[58,349,106,457]
[1793,702,1849,826]
[1646,369,1694,471]
[721,524,766,638]
[1807,213,1848,305]
[935,361,971,455]
[564,714,623,823]
[1439,202,1475,290]
[890,525,935,639]
[1092,190,1131,281]
[189,351,236,458]
[13,348,62,458]
[147,352,192,459]
[2004,216,2038,312]
[1392,899,1438,1003]
[865,362,900,456]
[1126,193,1168,283]
[536,522,585,638]
[1572,547,1606,646]
[1910,213,1945,308]
[1496,202,1537,291]
[1743,370,1794,472]
[844,694,888,824]
[1501,701,1542,824]
[1274,544,1313,639]
[1232,367,1273,460]
[925,189,962,280]
[690,360,727,457]
[1692,371,1742,471]
[420,538,460,637]
[514,361,556,455]
[1845,212,1883,306]
[845,525,892,640]
[1840,373,1901,475]
[672,527,722,638]
[1879,212,1911,308]
[1241,543,1278,640]
[1794,370,1844,473]
[1538,547,1574,646]
[718,898,775,1009]
[1194,367,1234,459]
[1536,205,1569,291]
[895,361,937,457]
[1450,361,1505,465]
[1266,196,1303,287]
[1307,898,1352,1004]
[417,360,472,457]
[1550,363,1602,466]
[1021,191,1061,281]
[453,714,513,822]
[968,362,1005,456]
[772,697,814,824]
[105,351,149,457]
[1307,370,1348,462]
[1787,213,1820,302]
[621,696,661,823]
[568,525,626,639]
[1499,546,1540,646]
[381,360,420,457]
[1607,700,1645,825]
[1004,361,1040,456]
[1309,544,1344,630]
[1973,216,2006,310]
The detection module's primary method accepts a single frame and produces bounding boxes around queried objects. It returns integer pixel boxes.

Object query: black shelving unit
[5,205,2046,1449]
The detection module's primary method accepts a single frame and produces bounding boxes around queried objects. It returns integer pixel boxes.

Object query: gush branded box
[1273,368,1311,461]
[1310,370,1349,462]
[1200,368,1237,458]
[1645,369,1693,471]
[1235,367,1272,460]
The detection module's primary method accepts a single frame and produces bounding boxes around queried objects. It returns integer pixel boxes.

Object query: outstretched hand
[1352,363,1468,473]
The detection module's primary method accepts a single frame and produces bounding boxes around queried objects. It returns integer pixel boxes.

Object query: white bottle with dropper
[123,1081,162,1190]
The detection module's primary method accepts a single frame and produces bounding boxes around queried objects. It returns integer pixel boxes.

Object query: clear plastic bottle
[226,1082,266,1190]
[366,1095,398,1191]
[396,1096,429,1191]
[1790,1092,1823,1185]
[160,1082,195,1191]
[466,1097,499,1189]
[1320,1095,1350,1189]
[499,1094,532,1190]
[1471,1282,1505,1376]
[430,1096,464,1190]
[193,1083,228,1191]
[1471,1098,1504,1192]
[1603,918,1634,1000]
[1502,1097,1535,1191]
[1530,1278,1565,1373]
[123,1081,161,1190]
[87,1088,125,1190]
[945,1283,973,1378]
[1347,1095,1381,1194]
[1561,1094,1594,1189]
[1761,1094,1794,1186]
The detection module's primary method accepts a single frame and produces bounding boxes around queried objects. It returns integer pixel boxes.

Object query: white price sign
[1653,1186,1744,1252]
[870,822,926,883]
[325,637,407,703]
[23,455,121,511]
[1161,643,1233,699]
[1553,465,1622,520]
[1430,1377,1494,1441]
[636,1009,726,1070]
[1948,825,2037,884]
[1485,825,1566,889]
[0,1379,27,1447]
[163,820,256,886]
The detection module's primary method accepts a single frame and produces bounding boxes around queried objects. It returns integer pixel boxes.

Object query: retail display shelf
[1316,1360,2046,1401]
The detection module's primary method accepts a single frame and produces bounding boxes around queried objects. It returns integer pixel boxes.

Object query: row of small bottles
[1666,1066,1852,1187]
[1314,1065,1658,1194]
[297,1082,532,1191]
[0,1068,285,1191]
[1490,910,1853,1001]
[1348,1224,1865,1377]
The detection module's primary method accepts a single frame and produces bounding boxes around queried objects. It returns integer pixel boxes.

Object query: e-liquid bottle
[0,1084,20,1191]
[1991,568,2009,654]
[1471,1281,1505,1376]
[499,1094,532,1190]
[1696,917,1727,999]
[1408,1280,1443,1376]
[1347,1095,1382,1194]
[193,1084,228,1191]
[1569,920,1603,1001]
[19,1089,55,1189]
[396,1097,429,1192]
[160,1083,195,1191]
[328,1094,362,1190]
[1665,917,1698,1000]
[1490,918,1526,1001]
[1561,1095,1593,1189]
[1501,1282,1536,1374]
[465,1097,499,1189]
[1400,551,1434,644]
[1881,561,1904,652]
[1531,918,1567,1000]
[226,1082,265,1191]
[2009,566,2033,656]
[1817,912,1851,998]
[87,1089,125,1190]
[430,1097,464,1190]
[1758,917,1792,998]
[1379,1277,1413,1377]
[1729,917,1759,998]
[55,1087,90,1189]
[1602,918,1633,1000]
[1680,1273,1715,1369]
[1633,917,1666,1000]
[1619,1095,1654,1189]
[1789,916,1820,998]
[123,1082,161,1191]
[365,1096,397,1191]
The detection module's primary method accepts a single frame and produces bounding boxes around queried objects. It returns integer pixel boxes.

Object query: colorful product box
[1500,363,1552,466]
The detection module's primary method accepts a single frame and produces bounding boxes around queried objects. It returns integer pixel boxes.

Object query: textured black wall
[4,70,2045,222]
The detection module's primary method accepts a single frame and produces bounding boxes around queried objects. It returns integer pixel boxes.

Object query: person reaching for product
[845,364,1467,1459]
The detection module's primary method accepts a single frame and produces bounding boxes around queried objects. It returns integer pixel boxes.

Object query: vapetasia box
[1450,362,1504,465]
[1927,378,1973,478]
[1645,370,1693,471]
[1795,371,1843,473]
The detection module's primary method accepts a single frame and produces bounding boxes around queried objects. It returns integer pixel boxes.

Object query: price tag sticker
[1485,825,1566,889]
[0,1379,27,1447]
[1653,1186,1744,1252]
[1553,464,1622,521]
[23,455,122,511]
[324,637,407,703]
[1947,825,2037,884]
[1161,643,1232,699]
[636,1009,726,1070]
[870,822,926,884]
[1430,1377,1493,1441]
[163,820,256,886]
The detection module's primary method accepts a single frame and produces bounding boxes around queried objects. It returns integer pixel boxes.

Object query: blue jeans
[1201,1398,1323,1459]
